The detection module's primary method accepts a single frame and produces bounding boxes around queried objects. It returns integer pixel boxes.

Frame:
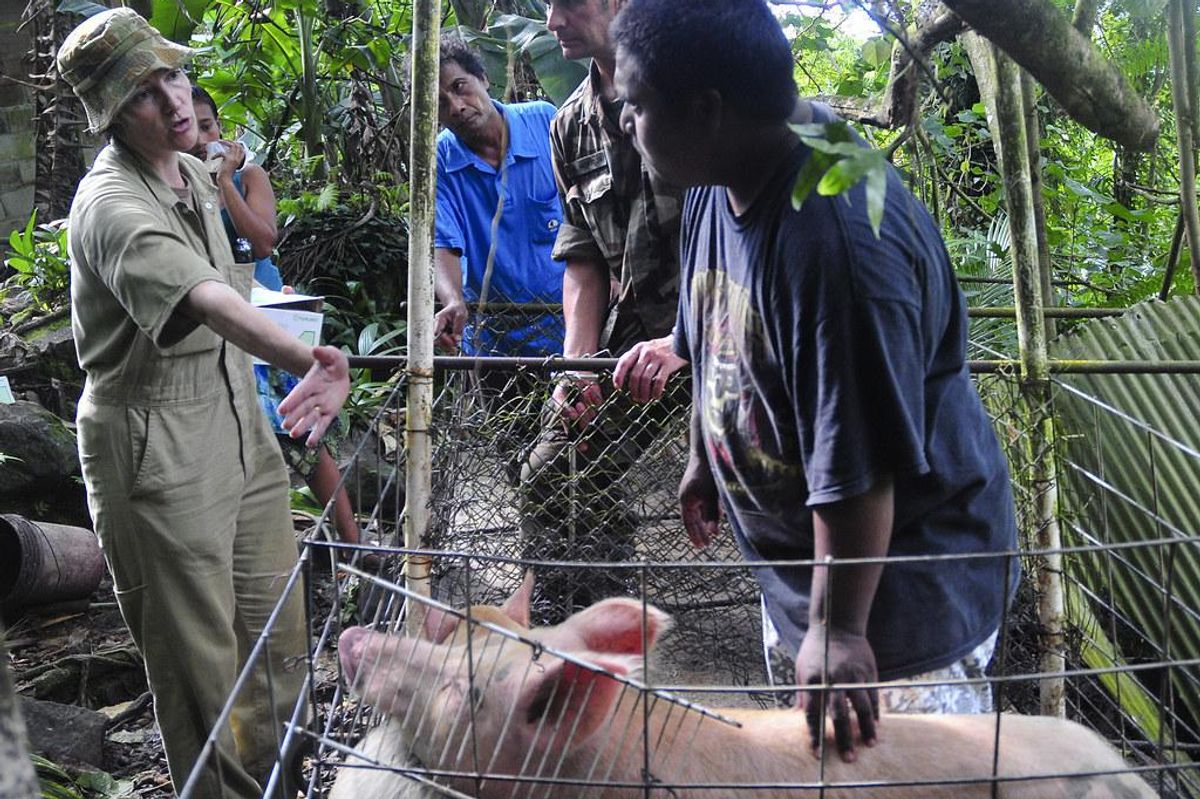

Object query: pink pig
[333,582,1157,798]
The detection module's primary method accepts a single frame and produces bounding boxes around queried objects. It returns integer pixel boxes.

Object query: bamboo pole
[403,0,439,633]
[994,47,1066,718]
[1159,213,1186,301]
[1167,0,1200,292]
[966,307,1123,318]
[1021,71,1056,340]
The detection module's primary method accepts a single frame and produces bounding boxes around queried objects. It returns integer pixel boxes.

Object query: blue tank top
[223,170,284,291]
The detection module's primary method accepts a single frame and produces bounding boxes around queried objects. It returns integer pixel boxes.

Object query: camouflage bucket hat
[56,8,194,134]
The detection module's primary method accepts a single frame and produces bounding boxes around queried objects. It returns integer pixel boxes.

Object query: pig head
[337,580,672,798]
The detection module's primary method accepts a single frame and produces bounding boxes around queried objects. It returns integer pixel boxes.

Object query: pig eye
[469,685,484,710]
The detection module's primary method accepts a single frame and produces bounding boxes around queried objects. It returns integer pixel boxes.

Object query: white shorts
[762,596,998,713]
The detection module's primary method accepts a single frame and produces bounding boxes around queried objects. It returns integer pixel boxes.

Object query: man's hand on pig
[795,623,879,763]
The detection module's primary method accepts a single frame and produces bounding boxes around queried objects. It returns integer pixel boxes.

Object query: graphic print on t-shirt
[691,268,804,508]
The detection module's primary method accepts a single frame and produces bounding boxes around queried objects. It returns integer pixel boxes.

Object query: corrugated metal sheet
[1051,296,1200,734]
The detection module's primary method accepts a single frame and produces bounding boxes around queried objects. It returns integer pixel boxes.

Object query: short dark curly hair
[612,0,797,124]
[439,33,486,82]
[191,85,219,119]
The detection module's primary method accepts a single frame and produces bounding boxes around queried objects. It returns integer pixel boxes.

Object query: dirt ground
[7,573,173,797]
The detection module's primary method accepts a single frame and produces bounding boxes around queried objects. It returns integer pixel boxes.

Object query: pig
[334,585,1156,798]
[328,576,539,799]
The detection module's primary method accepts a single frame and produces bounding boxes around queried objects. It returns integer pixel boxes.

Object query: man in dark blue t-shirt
[613,0,1019,763]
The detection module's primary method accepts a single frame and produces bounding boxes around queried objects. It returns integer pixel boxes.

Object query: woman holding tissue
[190,85,284,290]
[189,84,367,556]
[57,9,348,797]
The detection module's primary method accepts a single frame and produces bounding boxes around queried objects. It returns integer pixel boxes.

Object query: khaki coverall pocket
[126,407,156,497]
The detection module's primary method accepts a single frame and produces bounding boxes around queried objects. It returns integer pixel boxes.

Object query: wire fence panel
[418,365,764,690]
[180,358,1200,798]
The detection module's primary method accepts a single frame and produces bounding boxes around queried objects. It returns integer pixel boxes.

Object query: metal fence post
[995,47,1066,717]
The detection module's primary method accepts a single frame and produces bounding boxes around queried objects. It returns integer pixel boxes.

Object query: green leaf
[75,769,135,797]
[366,326,406,356]
[860,37,892,68]
[316,184,339,212]
[4,256,34,274]
[462,16,587,106]
[817,153,873,196]
[865,166,887,239]
[802,139,869,159]
[147,0,213,42]
[835,76,863,95]
[489,13,546,51]
[9,229,32,259]
[1062,175,1106,203]
[792,120,854,146]
[1103,201,1136,223]
[791,150,834,209]
[356,321,380,356]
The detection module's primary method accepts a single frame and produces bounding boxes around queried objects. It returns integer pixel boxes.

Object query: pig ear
[422,606,461,643]
[519,655,641,748]
[561,598,673,655]
[501,571,534,629]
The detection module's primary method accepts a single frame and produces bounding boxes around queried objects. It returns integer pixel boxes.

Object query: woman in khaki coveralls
[56,9,349,797]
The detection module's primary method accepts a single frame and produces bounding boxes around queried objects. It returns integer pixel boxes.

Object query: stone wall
[0,0,34,242]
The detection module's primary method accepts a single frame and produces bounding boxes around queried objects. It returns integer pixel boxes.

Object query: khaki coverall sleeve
[75,189,225,350]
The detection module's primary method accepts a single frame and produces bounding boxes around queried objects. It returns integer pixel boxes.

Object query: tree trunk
[1070,0,1100,34]
[962,33,1000,163]
[27,0,87,220]
[1159,213,1186,300]
[877,6,965,128]
[942,0,1159,150]
[823,4,965,129]
[965,35,1055,331]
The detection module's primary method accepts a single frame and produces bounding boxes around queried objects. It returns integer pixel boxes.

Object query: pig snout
[339,626,370,686]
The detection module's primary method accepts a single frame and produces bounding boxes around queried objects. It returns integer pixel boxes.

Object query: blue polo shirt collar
[442,101,537,174]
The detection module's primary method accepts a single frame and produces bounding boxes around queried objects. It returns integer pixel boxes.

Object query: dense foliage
[782,3,1192,316]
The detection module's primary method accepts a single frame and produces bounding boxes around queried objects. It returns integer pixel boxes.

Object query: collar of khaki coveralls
[107,138,218,217]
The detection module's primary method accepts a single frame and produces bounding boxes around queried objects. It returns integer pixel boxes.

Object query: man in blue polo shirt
[433,36,565,357]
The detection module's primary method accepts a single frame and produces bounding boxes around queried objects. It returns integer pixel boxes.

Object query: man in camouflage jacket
[518,0,689,620]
